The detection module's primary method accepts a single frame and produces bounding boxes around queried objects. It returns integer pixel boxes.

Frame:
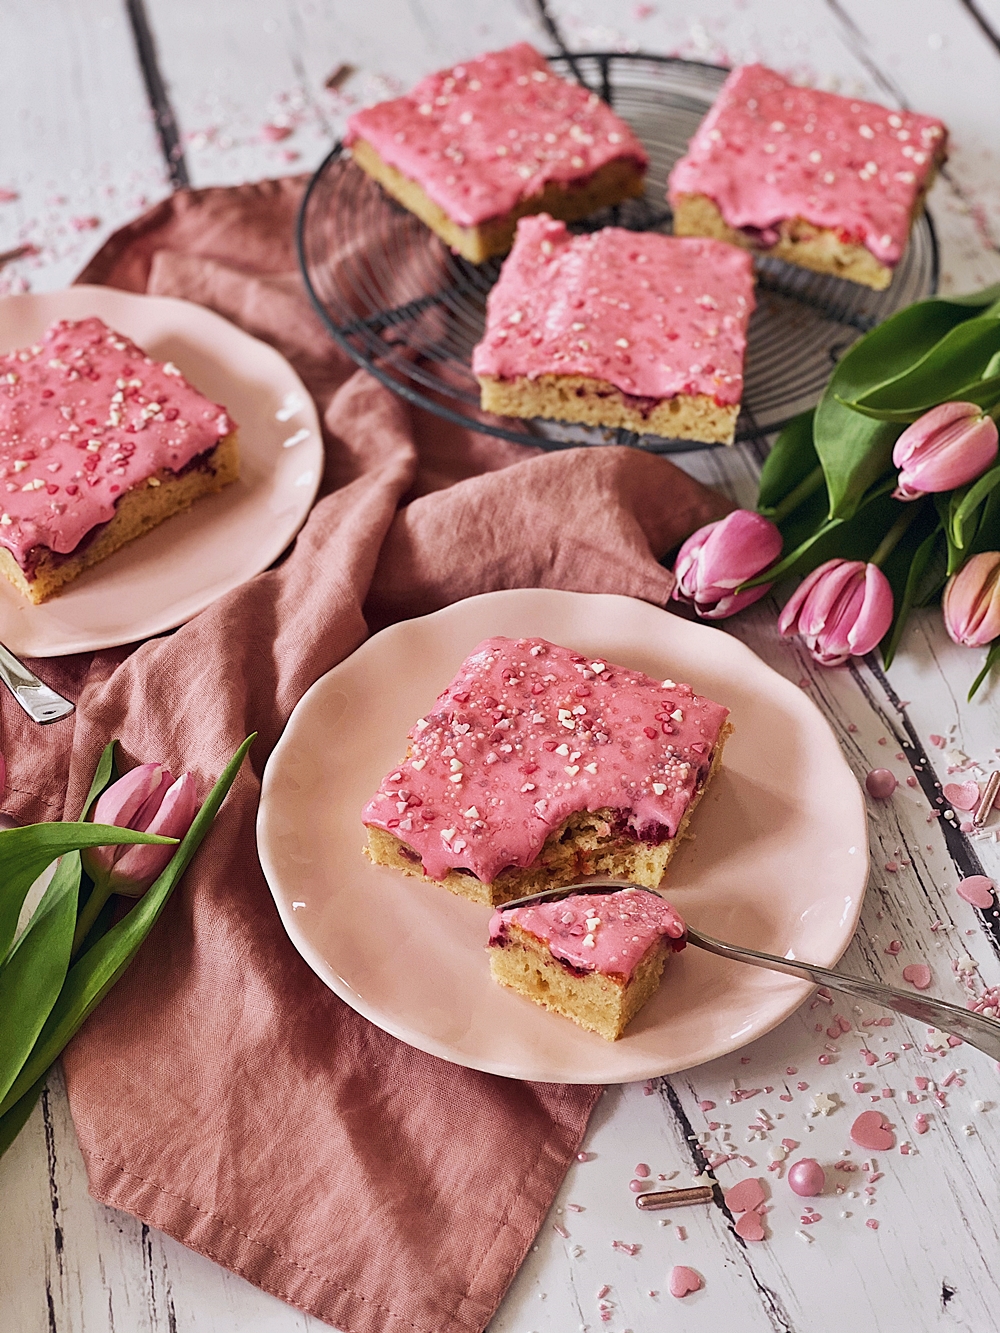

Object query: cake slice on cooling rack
[668,64,947,291]
[344,42,648,265]
[0,317,238,603]
[362,635,731,908]
[472,215,755,445]
[488,887,687,1040]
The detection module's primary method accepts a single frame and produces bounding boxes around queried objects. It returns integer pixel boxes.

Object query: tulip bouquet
[0,734,253,1159]
[674,283,1000,696]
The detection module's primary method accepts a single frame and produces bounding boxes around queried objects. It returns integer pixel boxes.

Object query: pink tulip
[83,764,198,896]
[673,510,783,619]
[892,401,998,501]
[778,558,894,666]
[942,551,1000,648]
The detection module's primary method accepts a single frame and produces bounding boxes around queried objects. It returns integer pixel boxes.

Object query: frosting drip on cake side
[362,635,729,883]
[488,888,686,980]
[668,64,946,266]
[345,42,648,228]
[0,317,233,566]
[471,216,754,406]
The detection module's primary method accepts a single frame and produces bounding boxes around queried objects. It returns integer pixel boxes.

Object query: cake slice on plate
[362,635,731,907]
[0,316,238,603]
[344,42,648,264]
[668,64,947,291]
[488,887,687,1040]
[472,215,755,444]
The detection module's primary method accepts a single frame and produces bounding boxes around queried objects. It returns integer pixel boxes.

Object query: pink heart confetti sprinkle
[668,1265,703,1298]
[734,1209,766,1242]
[724,1177,766,1214]
[943,781,980,811]
[957,876,995,909]
[902,963,932,990]
[850,1111,895,1151]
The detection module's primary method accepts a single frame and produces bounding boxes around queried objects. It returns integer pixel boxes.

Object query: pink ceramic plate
[0,287,322,655]
[258,589,868,1083]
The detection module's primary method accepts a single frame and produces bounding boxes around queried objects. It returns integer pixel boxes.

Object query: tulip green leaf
[758,410,819,515]
[813,395,901,521]
[79,741,117,822]
[846,319,1000,417]
[880,516,948,668]
[949,464,1000,554]
[0,735,255,1121]
[0,852,80,1106]
[969,638,1000,701]
[984,350,1000,380]
[0,823,177,965]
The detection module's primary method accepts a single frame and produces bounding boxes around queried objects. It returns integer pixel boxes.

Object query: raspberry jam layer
[344,42,648,228]
[489,887,686,981]
[472,215,754,406]
[0,317,233,569]
[668,64,946,267]
[362,636,729,884]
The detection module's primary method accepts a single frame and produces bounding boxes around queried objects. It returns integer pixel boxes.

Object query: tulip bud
[778,558,894,666]
[672,509,783,619]
[82,765,198,896]
[942,551,1000,648]
[892,401,998,501]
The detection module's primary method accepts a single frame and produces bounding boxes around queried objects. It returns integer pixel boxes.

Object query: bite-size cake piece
[472,215,754,444]
[668,64,947,291]
[0,317,238,603]
[344,42,648,264]
[488,887,686,1040]
[363,636,731,907]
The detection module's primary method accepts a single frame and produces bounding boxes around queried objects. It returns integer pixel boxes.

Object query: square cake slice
[472,216,754,444]
[344,42,648,264]
[0,317,238,603]
[363,636,731,907]
[488,887,686,1040]
[668,64,947,291]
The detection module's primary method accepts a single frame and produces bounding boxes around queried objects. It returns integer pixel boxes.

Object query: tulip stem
[869,502,926,569]
[71,877,114,958]
[766,466,826,524]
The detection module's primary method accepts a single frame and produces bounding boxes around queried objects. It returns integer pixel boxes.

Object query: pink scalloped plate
[258,589,868,1083]
[0,286,322,655]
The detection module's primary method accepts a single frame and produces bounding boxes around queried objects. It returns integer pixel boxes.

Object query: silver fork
[0,642,74,723]
[499,880,1000,1063]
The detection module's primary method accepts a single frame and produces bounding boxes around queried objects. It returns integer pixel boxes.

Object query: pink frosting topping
[488,888,686,980]
[471,216,754,406]
[668,64,946,267]
[362,635,729,884]
[0,317,233,568]
[344,42,648,228]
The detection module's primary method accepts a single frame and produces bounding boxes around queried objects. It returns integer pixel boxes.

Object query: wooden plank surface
[2,2,1000,1331]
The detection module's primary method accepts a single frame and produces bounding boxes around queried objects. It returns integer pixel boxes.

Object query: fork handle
[0,642,75,724]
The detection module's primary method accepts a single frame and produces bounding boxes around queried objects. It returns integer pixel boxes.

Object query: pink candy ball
[787,1158,825,1198]
[865,768,897,799]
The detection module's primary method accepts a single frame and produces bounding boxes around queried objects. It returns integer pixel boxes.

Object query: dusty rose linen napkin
[4,177,732,1333]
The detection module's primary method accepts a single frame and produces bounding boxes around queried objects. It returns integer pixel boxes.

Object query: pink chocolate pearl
[865,768,897,799]
[788,1158,825,1197]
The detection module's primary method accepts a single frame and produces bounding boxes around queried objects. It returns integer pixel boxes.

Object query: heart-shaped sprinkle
[734,1209,766,1242]
[668,1265,703,1298]
[943,781,980,811]
[902,963,932,990]
[724,1177,766,1214]
[957,876,995,909]
[850,1110,895,1151]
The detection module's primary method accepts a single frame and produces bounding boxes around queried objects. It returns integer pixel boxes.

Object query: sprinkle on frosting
[668,64,946,266]
[489,888,686,980]
[344,43,648,228]
[362,635,729,883]
[471,216,754,406]
[0,317,233,568]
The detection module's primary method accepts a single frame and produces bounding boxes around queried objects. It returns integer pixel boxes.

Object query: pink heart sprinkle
[668,1265,703,1298]
[943,781,980,811]
[734,1208,766,1242]
[957,876,995,909]
[902,963,932,991]
[850,1110,895,1151]
[724,1177,766,1214]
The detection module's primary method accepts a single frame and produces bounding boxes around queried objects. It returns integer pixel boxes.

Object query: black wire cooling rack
[297,52,939,455]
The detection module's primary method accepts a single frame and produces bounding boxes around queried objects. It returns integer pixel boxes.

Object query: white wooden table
[3,3,1000,1330]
